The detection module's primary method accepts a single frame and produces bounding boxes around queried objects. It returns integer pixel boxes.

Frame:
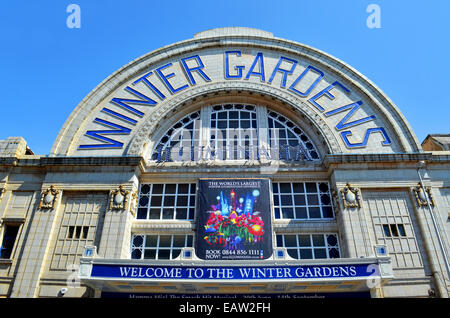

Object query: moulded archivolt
[126,81,341,160]
[51,31,421,157]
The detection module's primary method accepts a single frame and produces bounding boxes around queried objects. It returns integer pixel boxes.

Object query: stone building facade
[0,27,449,298]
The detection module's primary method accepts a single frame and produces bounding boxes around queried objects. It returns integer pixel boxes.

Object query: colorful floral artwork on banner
[196,179,272,260]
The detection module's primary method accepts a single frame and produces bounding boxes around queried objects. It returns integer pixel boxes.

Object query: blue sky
[0,0,448,155]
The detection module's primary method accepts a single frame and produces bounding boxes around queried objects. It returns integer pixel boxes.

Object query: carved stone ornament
[340,183,361,208]
[39,185,59,210]
[412,183,434,207]
[129,191,138,216]
[109,185,130,211]
[331,190,341,215]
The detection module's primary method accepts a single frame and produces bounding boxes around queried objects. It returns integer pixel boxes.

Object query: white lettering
[66,4,81,29]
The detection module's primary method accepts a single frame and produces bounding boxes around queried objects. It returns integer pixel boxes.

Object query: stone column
[97,184,137,259]
[10,185,61,298]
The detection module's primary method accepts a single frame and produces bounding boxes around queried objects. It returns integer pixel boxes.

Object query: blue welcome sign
[90,263,379,280]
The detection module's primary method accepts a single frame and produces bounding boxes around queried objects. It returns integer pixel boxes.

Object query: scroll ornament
[109,185,130,211]
[129,191,138,216]
[39,185,59,210]
[340,183,361,208]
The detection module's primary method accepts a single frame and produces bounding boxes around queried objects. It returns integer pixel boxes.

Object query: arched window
[210,104,258,160]
[151,104,320,163]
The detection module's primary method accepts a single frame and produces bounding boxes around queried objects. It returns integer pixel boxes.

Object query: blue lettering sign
[180,55,211,85]
[245,52,265,82]
[155,62,189,94]
[132,71,166,101]
[324,100,376,130]
[90,263,379,280]
[79,118,132,149]
[79,51,392,151]
[111,86,157,117]
[341,127,392,148]
[268,56,297,88]
[308,81,351,112]
[224,51,245,79]
[288,65,324,98]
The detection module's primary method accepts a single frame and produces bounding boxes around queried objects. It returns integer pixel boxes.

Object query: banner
[90,263,379,280]
[195,179,272,260]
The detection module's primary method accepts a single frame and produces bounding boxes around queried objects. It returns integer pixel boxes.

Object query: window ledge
[0,258,13,265]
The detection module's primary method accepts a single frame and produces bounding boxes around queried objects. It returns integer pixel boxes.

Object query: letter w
[111,86,157,117]
[78,118,132,149]
[324,100,376,130]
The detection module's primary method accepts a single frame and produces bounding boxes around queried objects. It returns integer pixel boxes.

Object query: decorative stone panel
[109,185,130,211]
[340,183,361,208]
[38,185,59,210]
[412,183,434,207]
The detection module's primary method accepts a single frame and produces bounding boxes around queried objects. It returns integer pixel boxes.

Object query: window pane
[139,196,149,206]
[298,235,311,247]
[165,184,176,194]
[151,196,162,206]
[164,196,175,206]
[131,249,142,259]
[287,249,298,259]
[329,248,340,258]
[172,249,182,259]
[140,184,151,194]
[292,183,304,193]
[152,184,163,194]
[294,195,305,205]
[326,234,338,247]
[307,194,319,205]
[322,207,334,218]
[284,235,297,247]
[0,225,20,259]
[159,236,171,247]
[390,224,399,237]
[177,196,188,206]
[295,207,307,219]
[314,248,327,259]
[281,195,292,205]
[305,183,317,193]
[312,235,325,247]
[132,235,144,247]
[178,184,189,194]
[383,224,391,237]
[188,208,195,220]
[282,208,294,219]
[158,250,170,260]
[279,183,291,193]
[398,224,406,236]
[272,182,333,220]
[145,236,158,247]
[172,236,186,247]
[176,208,187,219]
[309,207,321,218]
[186,236,193,247]
[276,235,283,247]
[300,249,313,259]
[137,208,147,219]
[149,209,160,219]
[144,249,156,259]
[162,209,174,219]
[274,207,280,219]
